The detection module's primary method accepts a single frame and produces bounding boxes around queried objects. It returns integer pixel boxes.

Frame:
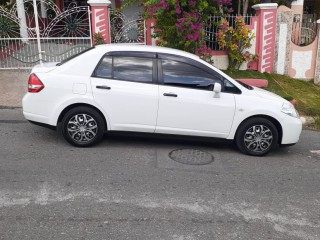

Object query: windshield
[236,80,254,90]
[56,47,95,66]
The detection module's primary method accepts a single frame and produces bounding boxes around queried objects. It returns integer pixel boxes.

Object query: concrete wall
[274,6,293,75]
[314,21,320,84]
[210,51,229,70]
[274,2,320,81]
[289,39,318,79]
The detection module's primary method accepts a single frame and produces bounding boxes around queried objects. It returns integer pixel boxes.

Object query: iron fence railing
[0,38,91,69]
[0,1,92,69]
[109,9,146,44]
[204,15,255,51]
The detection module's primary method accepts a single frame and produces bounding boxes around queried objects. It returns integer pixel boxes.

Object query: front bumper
[281,114,302,144]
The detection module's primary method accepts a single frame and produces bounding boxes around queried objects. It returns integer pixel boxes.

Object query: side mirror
[213,83,221,98]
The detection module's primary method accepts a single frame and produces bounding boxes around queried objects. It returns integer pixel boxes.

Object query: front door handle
[96,85,111,90]
[163,93,178,97]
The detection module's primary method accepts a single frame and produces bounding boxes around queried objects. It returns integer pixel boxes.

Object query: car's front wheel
[235,118,278,156]
[61,106,105,147]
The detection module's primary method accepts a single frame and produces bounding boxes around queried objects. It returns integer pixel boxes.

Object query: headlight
[281,102,299,118]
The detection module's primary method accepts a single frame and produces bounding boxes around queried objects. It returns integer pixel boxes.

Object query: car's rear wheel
[61,106,105,147]
[235,118,278,156]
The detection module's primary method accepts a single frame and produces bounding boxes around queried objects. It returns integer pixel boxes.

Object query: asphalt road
[0,108,319,240]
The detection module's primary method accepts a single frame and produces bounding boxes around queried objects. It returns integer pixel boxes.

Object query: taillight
[28,73,44,93]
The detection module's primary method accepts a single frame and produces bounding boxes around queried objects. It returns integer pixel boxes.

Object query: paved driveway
[0,109,319,240]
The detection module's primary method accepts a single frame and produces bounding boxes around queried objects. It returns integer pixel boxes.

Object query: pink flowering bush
[216,16,258,70]
[143,0,217,60]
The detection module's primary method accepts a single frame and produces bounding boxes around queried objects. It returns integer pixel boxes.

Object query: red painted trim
[90,6,111,44]
[103,7,110,44]
[146,19,154,45]
[210,50,228,56]
[270,11,277,72]
[55,0,62,10]
[236,78,268,88]
[265,12,274,18]
[255,8,277,73]
[247,17,260,71]
[256,9,264,72]
[290,99,297,105]
[246,16,259,30]
[115,0,121,8]
[247,60,258,70]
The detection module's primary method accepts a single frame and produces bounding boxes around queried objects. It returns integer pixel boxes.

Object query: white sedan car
[23,44,302,156]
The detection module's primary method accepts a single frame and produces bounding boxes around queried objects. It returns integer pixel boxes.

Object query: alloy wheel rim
[67,114,98,143]
[244,125,273,153]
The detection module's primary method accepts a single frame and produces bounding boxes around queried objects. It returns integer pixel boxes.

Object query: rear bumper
[22,92,56,126]
[23,111,52,126]
[28,120,56,130]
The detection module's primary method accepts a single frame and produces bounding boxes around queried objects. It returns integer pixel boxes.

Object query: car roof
[95,44,200,61]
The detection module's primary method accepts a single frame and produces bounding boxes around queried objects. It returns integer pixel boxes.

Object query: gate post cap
[291,0,304,6]
[87,0,111,7]
[252,3,278,10]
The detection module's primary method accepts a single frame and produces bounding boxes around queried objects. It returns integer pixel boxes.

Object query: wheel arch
[57,103,109,131]
[235,115,283,144]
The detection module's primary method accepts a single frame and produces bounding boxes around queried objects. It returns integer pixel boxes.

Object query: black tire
[235,118,278,156]
[61,106,105,147]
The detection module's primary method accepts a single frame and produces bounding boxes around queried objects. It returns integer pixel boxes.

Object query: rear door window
[113,57,153,83]
[95,56,112,78]
[93,56,154,83]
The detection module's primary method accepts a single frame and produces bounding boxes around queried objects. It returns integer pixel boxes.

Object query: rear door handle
[163,93,178,97]
[96,85,111,90]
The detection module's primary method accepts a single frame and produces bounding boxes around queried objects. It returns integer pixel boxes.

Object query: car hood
[31,62,59,73]
[252,87,287,103]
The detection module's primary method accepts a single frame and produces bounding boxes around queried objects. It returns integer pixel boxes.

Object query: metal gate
[0,0,92,69]
[110,9,146,44]
[291,20,317,46]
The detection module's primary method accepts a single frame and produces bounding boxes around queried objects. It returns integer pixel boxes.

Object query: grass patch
[224,69,266,79]
[224,70,320,119]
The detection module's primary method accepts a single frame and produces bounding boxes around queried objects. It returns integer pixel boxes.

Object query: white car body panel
[22,44,302,148]
[156,86,235,138]
[90,77,159,132]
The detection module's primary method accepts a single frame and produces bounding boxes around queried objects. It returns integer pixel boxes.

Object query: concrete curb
[300,116,316,125]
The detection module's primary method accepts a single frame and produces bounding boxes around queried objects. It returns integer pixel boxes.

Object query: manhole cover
[169,149,214,165]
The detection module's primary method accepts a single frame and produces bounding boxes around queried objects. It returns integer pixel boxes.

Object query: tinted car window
[95,56,112,78]
[113,57,153,83]
[224,79,241,94]
[161,59,220,90]
[236,80,253,90]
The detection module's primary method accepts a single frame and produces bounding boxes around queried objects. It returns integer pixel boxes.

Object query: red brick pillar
[87,0,111,44]
[252,3,278,73]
